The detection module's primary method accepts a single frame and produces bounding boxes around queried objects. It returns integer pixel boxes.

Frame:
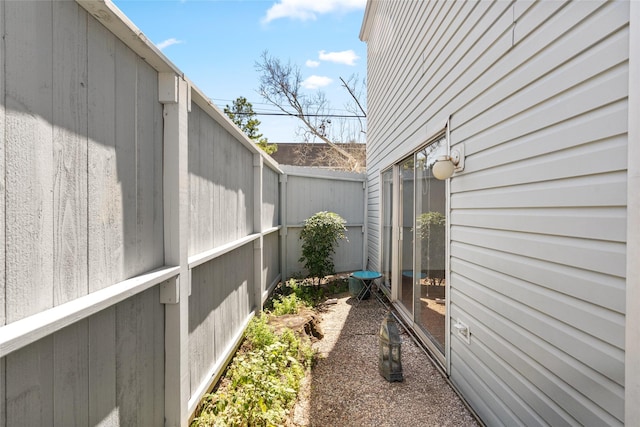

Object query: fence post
[159,73,190,427]
[279,173,288,280]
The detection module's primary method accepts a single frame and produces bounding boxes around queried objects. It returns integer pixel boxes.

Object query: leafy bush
[299,211,347,284]
[271,292,306,316]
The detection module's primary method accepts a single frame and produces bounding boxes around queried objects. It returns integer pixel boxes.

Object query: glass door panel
[398,157,415,316]
[381,169,394,292]
[414,137,447,353]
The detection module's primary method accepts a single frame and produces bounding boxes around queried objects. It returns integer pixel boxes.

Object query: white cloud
[156,38,183,51]
[318,49,359,66]
[301,75,333,90]
[262,0,366,23]
[305,59,320,68]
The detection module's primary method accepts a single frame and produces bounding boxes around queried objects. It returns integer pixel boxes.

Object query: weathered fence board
[6,337,54,425]
[5,0,55,322]
[87,16,122,292]
[53,320,89,426]
[136,59,165,274]
[263,166,279,228]
[115,288,165,426]
[52,0,89,306]
[87,307,117,426]
[0,0,5,330]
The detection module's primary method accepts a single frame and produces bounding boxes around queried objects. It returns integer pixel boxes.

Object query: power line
[235,112,366,118]
[212,98,365,116]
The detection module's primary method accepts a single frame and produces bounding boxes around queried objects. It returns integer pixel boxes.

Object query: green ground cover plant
[191,279,325,427]
[191,314,313,427]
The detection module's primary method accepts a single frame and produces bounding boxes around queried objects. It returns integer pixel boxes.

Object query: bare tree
[256,51,366,172]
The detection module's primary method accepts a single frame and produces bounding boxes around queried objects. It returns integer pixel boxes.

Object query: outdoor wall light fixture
[432,145,465,180]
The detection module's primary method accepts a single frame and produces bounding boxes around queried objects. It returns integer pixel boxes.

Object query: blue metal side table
[351,270,382,304]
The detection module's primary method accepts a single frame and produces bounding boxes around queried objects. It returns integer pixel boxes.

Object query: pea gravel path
[287,292,482,427]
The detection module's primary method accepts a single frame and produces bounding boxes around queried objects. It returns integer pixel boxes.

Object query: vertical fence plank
[52,0,89,306]
[0,0,6,330]
[86,17,120,424]
[253,154,264,312]
[87,17,122,292]
[136,59,164,272]
[53,321,89,427]
[0,358,5,427]
[88,307,117,427]
[0,2,7,334]
[116,289,164,426]
[5,0,54,322]
[188,262,215,396]
[114,40,138,279]
[187,104,201,256]
[6,337,53,426]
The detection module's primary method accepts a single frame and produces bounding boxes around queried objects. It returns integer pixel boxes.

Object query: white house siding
[362,1,628,426]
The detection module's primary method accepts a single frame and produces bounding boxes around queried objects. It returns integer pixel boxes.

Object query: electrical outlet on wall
[453,319,471,344]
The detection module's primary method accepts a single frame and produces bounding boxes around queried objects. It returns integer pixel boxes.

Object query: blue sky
[111,0,368,143]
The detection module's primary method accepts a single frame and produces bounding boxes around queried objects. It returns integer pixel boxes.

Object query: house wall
[626,4,640,422]
[362,1,629,425]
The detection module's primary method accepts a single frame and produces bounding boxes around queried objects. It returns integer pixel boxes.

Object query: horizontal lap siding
[450,1,628,425]
[2,2,165,426]
[364,0,628,425]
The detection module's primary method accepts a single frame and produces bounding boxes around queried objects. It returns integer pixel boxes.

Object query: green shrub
[299,211,347,284]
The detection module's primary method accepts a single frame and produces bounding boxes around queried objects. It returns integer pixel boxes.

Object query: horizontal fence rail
[0,266,180,358]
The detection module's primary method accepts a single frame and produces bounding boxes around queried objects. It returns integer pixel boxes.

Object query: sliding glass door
[414,138,447,353]
[382,135,448,358]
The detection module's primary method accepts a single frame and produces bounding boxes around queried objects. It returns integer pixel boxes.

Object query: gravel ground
[288,292,482,427]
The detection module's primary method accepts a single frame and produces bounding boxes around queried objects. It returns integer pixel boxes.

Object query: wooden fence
[0,1,365,426]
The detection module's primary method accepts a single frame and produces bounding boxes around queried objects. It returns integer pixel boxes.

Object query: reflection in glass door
[381,169,394,292]
[398,157,415,316]
[414,138,447,353]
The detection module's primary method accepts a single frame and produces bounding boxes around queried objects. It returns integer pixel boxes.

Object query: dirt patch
[269,308,324,341]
